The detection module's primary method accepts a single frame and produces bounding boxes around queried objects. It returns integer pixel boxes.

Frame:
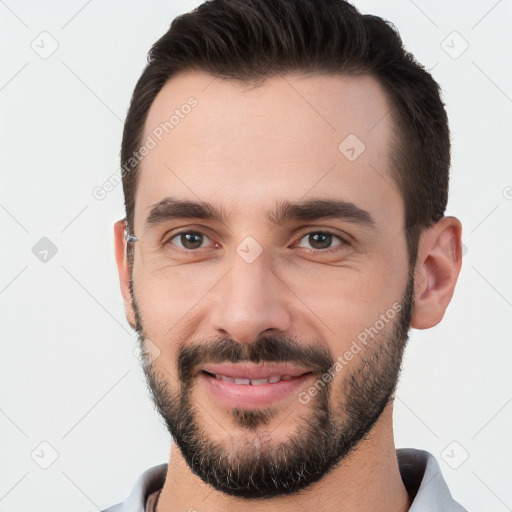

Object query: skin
[114,71,463,511]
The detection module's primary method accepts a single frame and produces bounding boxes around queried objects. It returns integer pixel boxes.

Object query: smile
[199,368,314,408]
[203,370,297,385]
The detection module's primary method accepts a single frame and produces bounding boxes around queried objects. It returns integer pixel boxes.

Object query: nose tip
[213,296,291,344]
[216,325,280,346]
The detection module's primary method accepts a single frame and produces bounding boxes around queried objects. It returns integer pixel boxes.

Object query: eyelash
[163,229,351,255]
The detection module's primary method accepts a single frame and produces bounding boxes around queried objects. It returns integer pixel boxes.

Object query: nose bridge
[210,247,292,343]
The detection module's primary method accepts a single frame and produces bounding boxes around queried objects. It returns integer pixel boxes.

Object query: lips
[204,372,296,385]
[199,366,314,408]
[199,363,311,382]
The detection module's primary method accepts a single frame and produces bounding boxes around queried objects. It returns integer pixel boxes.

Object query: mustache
[177,335,335,383]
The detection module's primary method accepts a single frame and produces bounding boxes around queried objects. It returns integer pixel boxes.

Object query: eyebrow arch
[145,196,376,230]
[268,198,376,228]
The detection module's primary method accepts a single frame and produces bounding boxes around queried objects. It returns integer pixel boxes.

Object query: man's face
[129,72,413,497]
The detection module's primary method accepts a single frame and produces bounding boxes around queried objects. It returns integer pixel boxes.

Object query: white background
[1,1,511,510]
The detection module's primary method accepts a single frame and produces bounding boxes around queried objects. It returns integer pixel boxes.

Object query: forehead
[135,71,402,233]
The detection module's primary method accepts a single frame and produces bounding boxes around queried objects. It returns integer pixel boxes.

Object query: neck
[156,404,410,512]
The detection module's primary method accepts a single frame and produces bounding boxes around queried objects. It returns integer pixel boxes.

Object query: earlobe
[114,219,137,330]
[410,216,463,330]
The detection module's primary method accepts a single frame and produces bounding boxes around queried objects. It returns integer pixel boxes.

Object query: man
[104,0,467,510]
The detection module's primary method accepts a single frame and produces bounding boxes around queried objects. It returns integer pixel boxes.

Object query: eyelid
[292,229,351,252]
[161,225,215,243]
[164,230,217,250]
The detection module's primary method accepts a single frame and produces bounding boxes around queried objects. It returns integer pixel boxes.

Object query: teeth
[250,378,269,386]
[213,373,296,385]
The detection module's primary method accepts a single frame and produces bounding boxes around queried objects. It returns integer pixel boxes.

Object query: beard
[131,270,415,499]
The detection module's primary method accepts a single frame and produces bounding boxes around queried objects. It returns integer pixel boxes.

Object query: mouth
[201,370,310,385]
[199,362,312,380]
[197,363,314,408]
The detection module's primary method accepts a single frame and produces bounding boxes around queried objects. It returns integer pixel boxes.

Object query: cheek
[131,261,222,335]
[287,266,407,370]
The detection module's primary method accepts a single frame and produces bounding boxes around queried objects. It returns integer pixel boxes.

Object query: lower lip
[198,371,313,408]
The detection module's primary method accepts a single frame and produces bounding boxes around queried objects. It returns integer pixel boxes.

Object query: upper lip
[199,363,311,379]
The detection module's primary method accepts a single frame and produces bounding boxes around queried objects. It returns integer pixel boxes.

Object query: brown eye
[309,233,333,250]
[296,231,346,252]
[170,231,209,250]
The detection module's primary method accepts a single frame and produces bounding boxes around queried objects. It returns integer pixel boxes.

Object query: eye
[162,229,348,255]
[166,231,214,251]
[295,231,348,252]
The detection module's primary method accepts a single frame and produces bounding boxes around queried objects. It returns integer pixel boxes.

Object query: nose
[209,252,292,344]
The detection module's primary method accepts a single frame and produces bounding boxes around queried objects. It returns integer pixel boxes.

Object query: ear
[410,216,463,330]
[114,219,136,330]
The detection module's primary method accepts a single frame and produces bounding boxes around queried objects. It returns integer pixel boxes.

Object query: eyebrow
[145,196,376,230]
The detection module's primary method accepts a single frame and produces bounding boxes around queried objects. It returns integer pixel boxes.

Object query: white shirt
[101,448,468,511]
